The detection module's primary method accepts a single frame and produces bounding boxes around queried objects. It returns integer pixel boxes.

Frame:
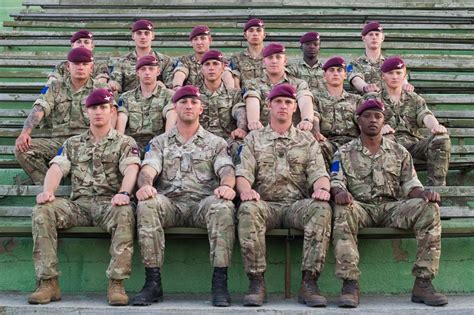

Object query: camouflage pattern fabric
[347,55,386,92]
[286,60,325,96]
[172,53,204,87]
[228,49,264,87]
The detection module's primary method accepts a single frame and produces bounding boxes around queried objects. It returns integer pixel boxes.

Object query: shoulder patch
[41,86,49,95]
[240,87,247,97]
[118,98,123,107]
[346,64,353,73]
[145,143,151,153]
[56,146,64,156]
[237,144,244,157]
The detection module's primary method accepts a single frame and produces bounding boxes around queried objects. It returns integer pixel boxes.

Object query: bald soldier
[15,48,107,184]
[132,86,236,307]
[331,99,448,308]
[48,29,109,84]
[347,21,414,94]
[109,20,173,93]
[228,18,266,88]
[364,56,451,186]
[236,84,332,307]
[28,89,140,306]
[116,55,175,151]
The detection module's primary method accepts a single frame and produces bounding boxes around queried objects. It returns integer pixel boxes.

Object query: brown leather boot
[411,277,448,306]
[297,270,327,307]
[243,273,266,306]
[108,279,129,306]
[338,279,359,308]
[28,277,61,304]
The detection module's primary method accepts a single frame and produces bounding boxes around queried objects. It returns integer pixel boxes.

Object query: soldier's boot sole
[243,295,266,307]
[212,299,231,307]
[297,294,327,307]
[27,294,61,305]
[411,295,448,306]
[132,295,163,306]
[338,295,359,308]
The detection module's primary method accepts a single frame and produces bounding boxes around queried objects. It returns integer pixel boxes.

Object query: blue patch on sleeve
[41,86,49,95]
[237,144,244,157]
[118,98,123,107]
[56,147,64,156]
[229,61,237,70]
[240,87,247,97]
[346,64,353,73]
[330,160,340,174]
[145,143,151,152]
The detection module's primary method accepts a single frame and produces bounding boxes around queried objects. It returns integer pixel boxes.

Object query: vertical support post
[284,236,291,299]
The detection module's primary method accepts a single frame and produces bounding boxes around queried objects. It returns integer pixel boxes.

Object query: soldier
[236,84,332,307]
[15,48,107,184]
[313,56,361,166]
[116,55,175,151]
[171,25,235,90]
[366,56,450,186]
[331,99,448,308]
[228,18,266,88]
[48,29,109,84]
[242,43,315,132]
[347,21,414,94]
[28,88,140,306]
[287,32,325,94]
[109,20,173,93]
[132,86,236,307]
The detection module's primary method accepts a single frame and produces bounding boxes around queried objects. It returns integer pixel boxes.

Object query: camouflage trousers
[32,197,135,280]
[238,199,332,275]
[332,198,441,281]
[136,194,235,268]
[15,137,67,185]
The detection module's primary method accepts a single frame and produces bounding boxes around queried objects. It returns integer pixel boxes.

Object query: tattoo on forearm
[23,105,44,130]
[137,171,154,188]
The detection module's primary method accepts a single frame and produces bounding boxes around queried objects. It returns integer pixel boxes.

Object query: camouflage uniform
[347,55,385,93]
[136,126,235,268]
[49,60,110,82]
[118,83,173,149]
[331,137,441,280]
[240,72,313,126]
[110,50,173,92]
[31,128,140,280]
[15,77,107,184]
[366,90,451,186]
[228,49,264,88]
[172,53,204,87]
[286,60,325,96]
[236,125,332,275]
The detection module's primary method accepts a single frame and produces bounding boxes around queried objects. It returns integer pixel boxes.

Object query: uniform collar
[264,124,297,140]
[362,53,385,64]
[65,76,94,92]
[83,127,118,143]
[300,59,322,69]
[169,125,206,143]
[355,136,390,156]
[137,82,163,98]
[200,81,226,96]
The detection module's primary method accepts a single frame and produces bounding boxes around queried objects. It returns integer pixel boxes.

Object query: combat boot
[132,267,163,306]
[338,279,359,308]
[211,267,231,307]
[243,273,266,306]
[28,277,61,304]
[108,279,129,306]
[298,270,327,307]
[411,277,448,306]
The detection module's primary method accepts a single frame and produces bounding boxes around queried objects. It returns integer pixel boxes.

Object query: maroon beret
[322,56,346,71]
[262,43,286,58]
[172,85,201,103]
[85,88,115,107]
[189,25,211,40]
[381,56,405,73]
[132,19,154,32]
[361,22,383,36]
[268,83,297,101]
[70,29,93,43]
[200,50,224,64]
[244,18,264,31]
[67,47,94,63]
[299,32,320,44]
[355,99,385,116]
[136,55,159,71]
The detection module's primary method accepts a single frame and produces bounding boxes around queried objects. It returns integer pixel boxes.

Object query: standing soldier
[331,99,448,308]
[132,86,236,307]
[15,48,107,184]
[116,55,175,152]
[228,18,266,88]
[28,88,140,306]
[365,56,450,186]
[109,20,173,93]
[236,84,332,307]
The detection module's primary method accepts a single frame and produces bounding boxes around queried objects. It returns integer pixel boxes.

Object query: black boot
[131,267,163,306]
[211,267,231,307]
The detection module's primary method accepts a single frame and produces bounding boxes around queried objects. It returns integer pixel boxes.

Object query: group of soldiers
[15,18,451,308]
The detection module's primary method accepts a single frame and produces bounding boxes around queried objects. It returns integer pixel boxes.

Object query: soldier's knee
[332,204,351,221]
[309,200,332,218]
[114,205,135,224]
[136,196,159,218]
[237,201,260,220]
[214,202,235,221]
[431,134,451,151]
[32,204,54,225]
[419,202,440,223]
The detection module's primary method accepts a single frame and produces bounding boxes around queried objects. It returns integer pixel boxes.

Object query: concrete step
[1,292,473,314]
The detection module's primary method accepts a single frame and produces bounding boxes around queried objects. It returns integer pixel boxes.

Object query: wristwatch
[302,118,314,123]
[118,191,130,197]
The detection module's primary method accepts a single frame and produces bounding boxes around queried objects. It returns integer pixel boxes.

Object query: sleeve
[49,139,71,177]
[329,150,348,191]
[228,54,241,78]
[235,135,256,186]
[306,140,330,187]
[118,137,141,175]
[93,61,110,81]
[172,57,190,78]
[213,138,235,177]
[295,80,313,100]
[313,96,322,121]
[117,95,129,115]
[414,94,434,127]
[243,80,262,100]
[33,83,56,117]
[159,54,174,86]
[285,64,298,77]
[109,58,124,90]
[399,150,423,196]
[141,137,164,175]
[347,60,364,84]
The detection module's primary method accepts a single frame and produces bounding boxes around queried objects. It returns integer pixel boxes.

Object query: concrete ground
[0,293,472,314]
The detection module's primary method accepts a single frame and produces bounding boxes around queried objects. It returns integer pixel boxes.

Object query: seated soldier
[132,86,236,307]
[365,56,451,186]
[48,29,109,84]
[28,88,140,306]
[347,21,414,94]
[15,48,108,184]
[331,99,448,308]
[116,55,176,152]
[236,84,332,307]
[109,20,173,93]
[171,25,235,90]
[241,43,315,132]
[228,18,266,88]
